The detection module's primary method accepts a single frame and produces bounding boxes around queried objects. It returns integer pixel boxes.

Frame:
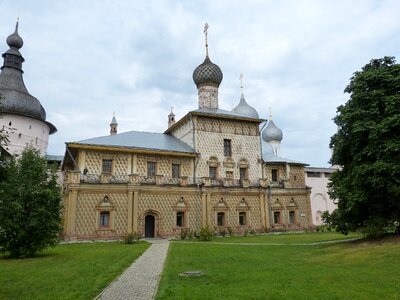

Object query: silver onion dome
[6,22,23,49]
[262,120,283,142]
[193,56,223,87]
[232,93,259,119]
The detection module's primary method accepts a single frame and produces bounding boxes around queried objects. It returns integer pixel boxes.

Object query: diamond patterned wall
[136,155,192,177]
[195,117,261,181]
[170,118,194,147]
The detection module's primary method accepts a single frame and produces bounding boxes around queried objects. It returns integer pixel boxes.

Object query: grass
[157,233,400,300]
[0,241,149,300]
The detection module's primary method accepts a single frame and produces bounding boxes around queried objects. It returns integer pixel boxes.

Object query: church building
[62,27,312,240]
[0,21,57,156]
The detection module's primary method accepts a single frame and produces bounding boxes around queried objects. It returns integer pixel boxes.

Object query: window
[307,172,320,178]
[289,211,295,224]
[271,169,278,182]
[172,164,180,178]
[226,171,233,179]
[239,212,246,226]
[324,173,332,178]
[239,168,248,180]
[209,166,217,179]
[100,211,110,227]
[217,212,225,226]
[102,159,112,173]
[147,162,157,177]
[176,211,184,227]
[223,139,232,156]
[273,211,280,224]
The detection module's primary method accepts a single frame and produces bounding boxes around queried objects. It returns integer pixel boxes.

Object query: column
[133,191,139,233]
[127,191,133,233]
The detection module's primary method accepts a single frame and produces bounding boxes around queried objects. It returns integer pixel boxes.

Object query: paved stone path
[97,239,170,300]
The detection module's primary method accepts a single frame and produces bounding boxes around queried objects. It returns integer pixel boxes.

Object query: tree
[329,56,400,237]
[0,147,62,258]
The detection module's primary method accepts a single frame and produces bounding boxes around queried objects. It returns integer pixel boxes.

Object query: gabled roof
[67,130,196,155]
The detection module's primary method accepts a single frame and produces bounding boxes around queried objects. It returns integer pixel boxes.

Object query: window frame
[271,169,278,182]
[209,166,217,179]
[99,211,110,228]
[217,212,225,227]
[176,211,184,227]
[239,211,246,226]
[223,139,232,156]
[289,211,296,224]
[147,161,157,177]
[273,211,281,224]
[102,159,113,174]
[172,163,181,178]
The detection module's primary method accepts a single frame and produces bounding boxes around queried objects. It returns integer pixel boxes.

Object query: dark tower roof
[0,21,56,134]
[192,55,223,87]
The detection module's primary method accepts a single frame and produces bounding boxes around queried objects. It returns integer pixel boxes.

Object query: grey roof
[262,120,283,142]
[71,130,196,154]
[0,22,57,134]
[232,93,259,119]
[191,107,263,121]
[193,55,223,87]
[110,116,117,125]
[46,155,64,162]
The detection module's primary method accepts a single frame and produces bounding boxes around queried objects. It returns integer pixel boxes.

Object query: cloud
[0,0,399,167]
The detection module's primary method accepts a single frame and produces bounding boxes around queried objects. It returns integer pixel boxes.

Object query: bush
[227,227,234,237]
[180,228,188,240]
[199,226,215,241]
[0,147,62,258]
[187,229,195,239]
[124,232,140,244]
[249,229,256,235]
[219,228,226,237]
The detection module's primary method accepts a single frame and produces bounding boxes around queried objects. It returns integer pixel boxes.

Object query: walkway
[96,239,170,300]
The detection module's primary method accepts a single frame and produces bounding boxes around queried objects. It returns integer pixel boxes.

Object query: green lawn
[0,241,149,300]
[157,233,400,300]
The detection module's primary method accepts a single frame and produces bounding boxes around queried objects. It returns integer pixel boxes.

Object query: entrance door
[145,215,155,238]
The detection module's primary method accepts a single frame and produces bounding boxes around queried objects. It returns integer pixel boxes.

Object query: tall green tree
[329,56,400,237]
[0,147,62,258]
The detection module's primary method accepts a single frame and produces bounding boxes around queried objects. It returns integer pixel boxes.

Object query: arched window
[217,212,225,226]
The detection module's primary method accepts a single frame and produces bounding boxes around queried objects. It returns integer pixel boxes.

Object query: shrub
[180,228,188,240]
[219,229,226,237]
[227,227,234,237]
[249,229,256,235]
[199,226,215,241]
[124,232,140,244]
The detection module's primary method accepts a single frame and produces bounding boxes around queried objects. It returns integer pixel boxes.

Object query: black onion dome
[193,56,223,87]
[0,22,57,134]
[6,22,23,49]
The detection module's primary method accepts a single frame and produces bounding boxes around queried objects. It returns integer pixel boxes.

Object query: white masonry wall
[0,113,50,156]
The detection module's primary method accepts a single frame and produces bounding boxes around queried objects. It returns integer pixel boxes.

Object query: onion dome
[193,55,223,87]
[232,93,259,119]
[0,21,57,134]
[110,115,118,125]
[6,22,23,50]
[262,120,283,142]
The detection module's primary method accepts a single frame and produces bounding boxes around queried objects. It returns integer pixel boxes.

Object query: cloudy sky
[0,0,399,166]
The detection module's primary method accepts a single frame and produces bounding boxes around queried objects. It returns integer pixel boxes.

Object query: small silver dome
[193,56,223,87]
[232,93,259,119]
[262,120,283,142]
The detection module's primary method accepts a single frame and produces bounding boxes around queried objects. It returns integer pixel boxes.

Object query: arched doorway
[145,215,155,238]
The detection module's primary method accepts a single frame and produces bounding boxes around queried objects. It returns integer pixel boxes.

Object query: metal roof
[69,130,196,154]
[191,107,263,121]
[304,167,337,173]
[232,93,259,119]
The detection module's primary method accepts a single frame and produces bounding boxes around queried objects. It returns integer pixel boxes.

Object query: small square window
[223,139,232,156]
[209,167,217,179]
[176,211,184,227]
[102,159,112,173]
[239,212,246,226]
[147,162,157,177]
[100,211,110,227]
[172,164,180,178]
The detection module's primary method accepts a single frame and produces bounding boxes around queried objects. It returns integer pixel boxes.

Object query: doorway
[145,215,155,238]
